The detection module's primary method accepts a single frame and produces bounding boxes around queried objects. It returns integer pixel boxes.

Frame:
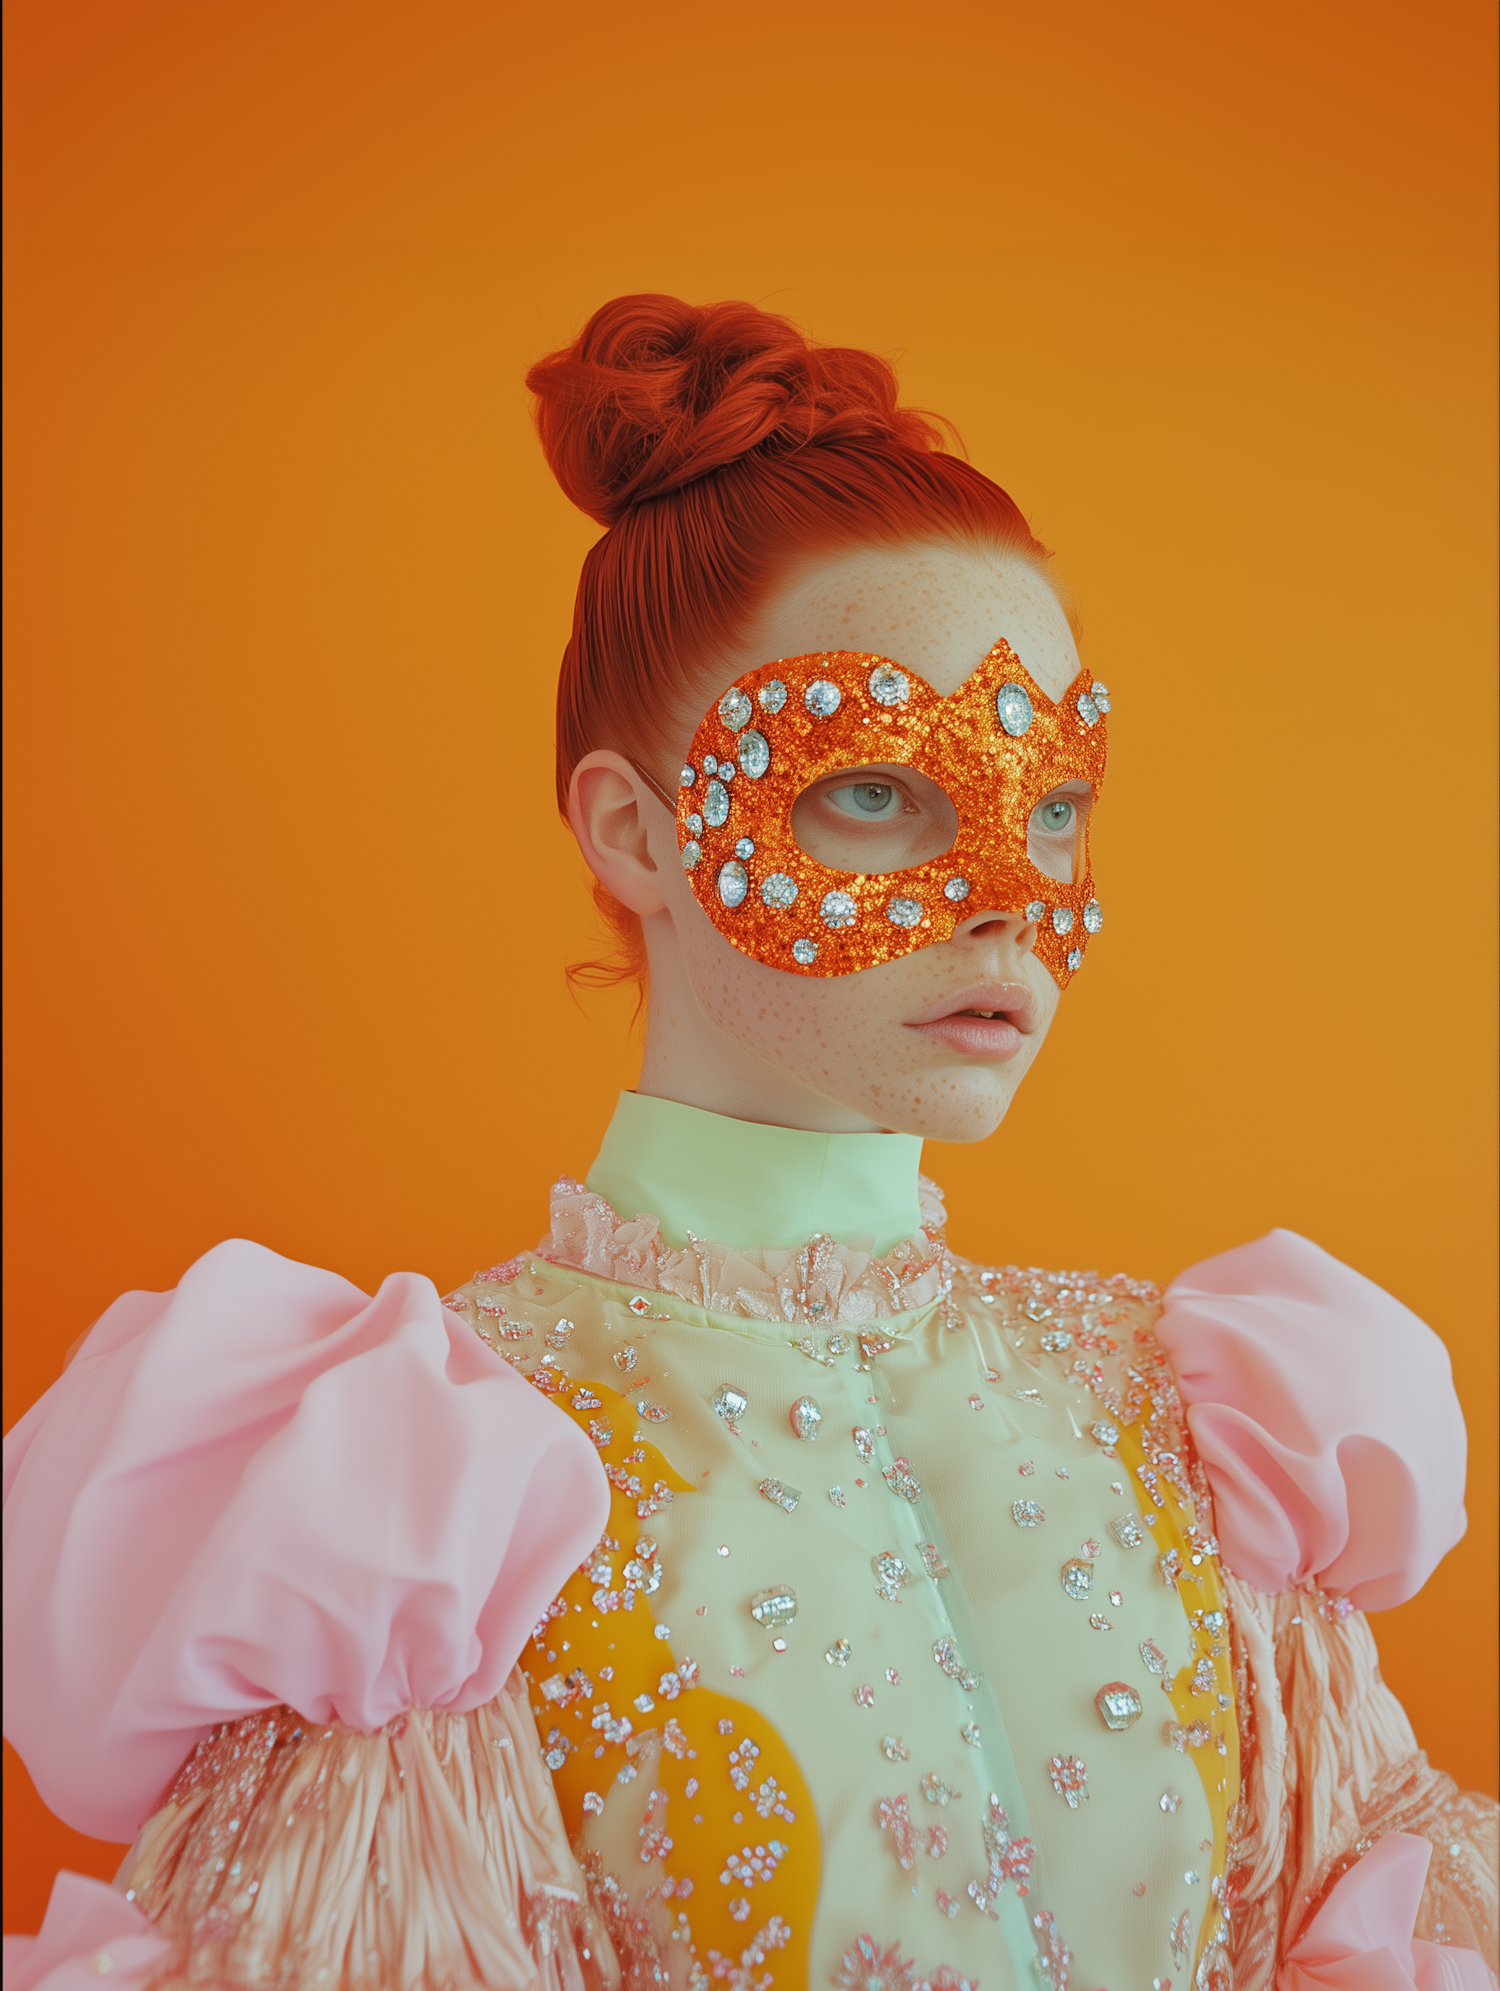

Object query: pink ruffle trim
[535,1174,951,1322]
[1278,1833,1496,1990]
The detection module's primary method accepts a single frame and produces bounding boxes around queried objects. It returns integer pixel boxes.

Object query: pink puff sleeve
[1,1239,610,1844]
[1156,1229,1467,1608]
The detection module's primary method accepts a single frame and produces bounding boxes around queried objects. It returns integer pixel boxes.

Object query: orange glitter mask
[673,640,1108,986]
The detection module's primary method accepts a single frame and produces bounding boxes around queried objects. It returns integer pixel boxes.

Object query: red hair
[526,294,1051,990]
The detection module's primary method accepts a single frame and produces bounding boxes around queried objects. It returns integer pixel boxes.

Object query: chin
[879,1075,1019,1144]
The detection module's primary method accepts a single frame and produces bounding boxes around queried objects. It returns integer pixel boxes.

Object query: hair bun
[526,294,946,527]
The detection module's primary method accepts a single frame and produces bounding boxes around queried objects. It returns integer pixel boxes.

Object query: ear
[568,751,675,917]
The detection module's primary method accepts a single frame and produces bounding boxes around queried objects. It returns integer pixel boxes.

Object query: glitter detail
[678,644,1106,988]
[1048,1755,1089,1807]
[932,1637,978,1692]
[961,1724,981,1747]
[761,871,798,908]
[872,1552,913,1602]
[820,890,857,929]
[868,664,910,706]
[921,1773,959,1806]
[757,1478,800,1515]
[1061,1558,1094,1599]
[680,841,701,870]
[1160,1789,1183,1813]
[1040,1328,1073,1353]
[1095,1681,1144,1730]
[943,877,971,901]
[749,1587,798,1630]
[719,688,753,730]
[917,1543,951,1580]
[855,1685,876,1708]
[996,682,1034,736]
[881,1457,922,1502]
[703,779,730,827]
[826,1639,851,1667]
[853,1427,876,1461]
[734,838,755,859]
[881,1736,911,1762]
[886,896,923,928]
[1109,1514,1146,1549]
[832,1936,918,1990]
[711,1383,748,1422]
[966,1794,1036,1918]
[1171,1909,1193,1969]
[827,1485,846,1507]
[791,938,818,964]
[789,1395,823,1440]
[717,860,748,909]
[1012,1499,1046,1527]
[1090,1418,1120,1446]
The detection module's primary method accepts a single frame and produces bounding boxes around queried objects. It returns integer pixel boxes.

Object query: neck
[584,1091,925,1253]
[635,907,888,1133]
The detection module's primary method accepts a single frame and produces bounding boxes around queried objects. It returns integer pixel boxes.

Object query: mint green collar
[584,1092,924,1255]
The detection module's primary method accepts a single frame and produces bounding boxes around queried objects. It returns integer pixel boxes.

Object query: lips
[903,983,1037,1062]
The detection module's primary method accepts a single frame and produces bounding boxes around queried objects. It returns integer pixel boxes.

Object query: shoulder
[1154,1229,1466,1606]
[3,1237,608,1842]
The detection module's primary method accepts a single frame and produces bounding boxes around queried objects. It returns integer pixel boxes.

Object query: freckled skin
[569,542,1083,1139]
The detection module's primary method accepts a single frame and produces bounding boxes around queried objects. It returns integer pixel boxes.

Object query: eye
[829,782,901,819]
[1036,798,1074,834]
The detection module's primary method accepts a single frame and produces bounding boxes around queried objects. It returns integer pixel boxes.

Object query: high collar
[584,1091,925,1256]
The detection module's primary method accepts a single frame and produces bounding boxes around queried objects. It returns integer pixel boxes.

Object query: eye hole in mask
[1027,779,1095,885]
[791,763,959,874]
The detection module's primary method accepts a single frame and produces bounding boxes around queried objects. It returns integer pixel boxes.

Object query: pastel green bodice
[456,1101,1236,1990]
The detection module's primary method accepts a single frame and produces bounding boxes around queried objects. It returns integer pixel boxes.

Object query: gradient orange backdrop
[4,0,1496,1939]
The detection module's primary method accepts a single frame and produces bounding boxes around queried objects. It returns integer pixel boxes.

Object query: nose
[949,905,1039,949]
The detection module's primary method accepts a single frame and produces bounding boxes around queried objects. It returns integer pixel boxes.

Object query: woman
[4,296,1495,1991]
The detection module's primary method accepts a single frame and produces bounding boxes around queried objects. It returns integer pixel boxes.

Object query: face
[573,541,1095,1141]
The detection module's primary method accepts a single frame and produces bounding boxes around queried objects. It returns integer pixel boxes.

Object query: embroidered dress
[4,1096,1495,1989]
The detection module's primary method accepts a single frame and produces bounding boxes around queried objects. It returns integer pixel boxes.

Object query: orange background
[4,0,1496,1936]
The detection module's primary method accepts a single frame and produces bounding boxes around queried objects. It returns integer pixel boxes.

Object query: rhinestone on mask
[868,664,910,706]
[720,762,735,782]
[820,890,857,929]
[1025,900,1047,922]
[719,688,753,731]
[1067,947,1083,971]
[1076,691,1102,727]
[703,754,719,774]
[680,841,701,870]
[1090,681,1111,713]
[887,897,922,928]
[791,938,818,964]
[734,838,755,859]
[738,730,770,778]
[1052,906,1075,935]
[996,682,1034,737]
[805,680,842,717]
[762,872,798,909]
[679,764,696,788]
[789,1396,823,1441]
[758,679,788,713]
[703,780,730,827]
[684,812,703,836]
[1083,899,1103,932]
[1095,1682,1144,1731]
[718,861,749,909]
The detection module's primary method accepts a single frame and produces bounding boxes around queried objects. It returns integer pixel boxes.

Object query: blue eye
[1037,800,1074,833]
[830,782,899,818]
